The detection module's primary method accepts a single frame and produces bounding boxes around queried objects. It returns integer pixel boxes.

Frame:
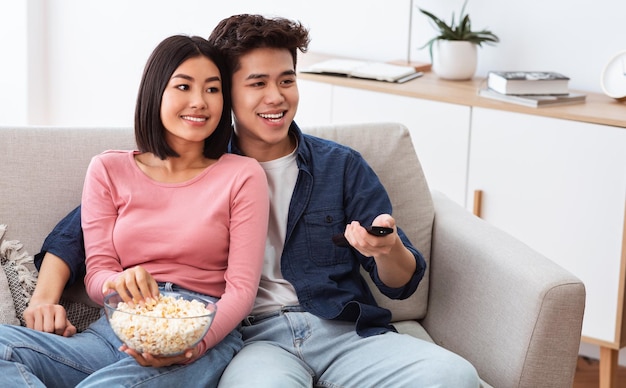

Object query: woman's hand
[23,301,77,337]
[119,344,199,367]
[102,265,160,307]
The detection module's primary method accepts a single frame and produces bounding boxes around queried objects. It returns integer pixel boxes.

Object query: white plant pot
[432,40,478,80]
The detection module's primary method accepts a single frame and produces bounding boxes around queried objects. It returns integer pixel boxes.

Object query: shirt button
[325,215,333,223]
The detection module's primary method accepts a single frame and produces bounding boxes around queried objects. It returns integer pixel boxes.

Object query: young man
[27,14,480,387]
[209,14,479,387]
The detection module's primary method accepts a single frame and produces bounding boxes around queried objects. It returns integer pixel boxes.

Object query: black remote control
[332,226,393,247]
[364,226,393,236]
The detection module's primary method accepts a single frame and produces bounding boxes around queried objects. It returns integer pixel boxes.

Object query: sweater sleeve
[82,155,124,304]
[195,158,269,354]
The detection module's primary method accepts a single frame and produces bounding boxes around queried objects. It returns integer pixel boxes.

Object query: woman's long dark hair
[134,35,232,160]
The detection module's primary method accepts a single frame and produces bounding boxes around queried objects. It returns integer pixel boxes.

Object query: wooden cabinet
[297,52,626,388]
[468,107,626,347]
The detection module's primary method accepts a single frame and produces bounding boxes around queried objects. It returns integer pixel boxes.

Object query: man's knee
[432,355,480,387]
[218,344,312,388]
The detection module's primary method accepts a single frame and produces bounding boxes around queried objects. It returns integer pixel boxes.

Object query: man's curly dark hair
[209,14,310,74]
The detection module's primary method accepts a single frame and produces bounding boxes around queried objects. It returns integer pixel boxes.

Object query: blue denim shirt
[230,122,426,336]
[39,122,426,337]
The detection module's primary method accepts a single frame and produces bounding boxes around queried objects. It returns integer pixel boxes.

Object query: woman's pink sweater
[82,150,269,354]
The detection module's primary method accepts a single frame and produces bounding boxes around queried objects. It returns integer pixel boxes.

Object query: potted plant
[419,0,499,80]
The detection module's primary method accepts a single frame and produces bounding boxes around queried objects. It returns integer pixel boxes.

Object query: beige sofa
[0,122,585,387]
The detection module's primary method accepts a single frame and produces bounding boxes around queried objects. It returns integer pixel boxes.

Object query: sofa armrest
[422,191,585,388]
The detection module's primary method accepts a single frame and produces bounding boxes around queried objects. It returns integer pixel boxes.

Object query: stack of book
[479,71,586,108]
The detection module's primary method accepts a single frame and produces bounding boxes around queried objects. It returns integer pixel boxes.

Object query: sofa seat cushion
[392,320,433,342]
[393,320,492,388]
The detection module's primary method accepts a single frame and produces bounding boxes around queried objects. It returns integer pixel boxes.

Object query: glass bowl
[104,290,217,356]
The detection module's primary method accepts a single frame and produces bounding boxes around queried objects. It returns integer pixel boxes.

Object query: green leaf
[418,0,499,48]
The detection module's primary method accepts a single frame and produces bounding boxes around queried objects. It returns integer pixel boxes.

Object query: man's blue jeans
[0,303,242,387]
[218,309,480,388]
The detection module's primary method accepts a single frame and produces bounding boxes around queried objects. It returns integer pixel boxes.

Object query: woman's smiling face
[160,56,224,149]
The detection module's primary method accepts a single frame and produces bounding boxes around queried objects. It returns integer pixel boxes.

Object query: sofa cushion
[0,224,100,331]
[0,224,37,325]
[57,296,101,332]
[0,127,136,257]
[0,224,20,325]
[0,263,20,325]
[302,122,434,321]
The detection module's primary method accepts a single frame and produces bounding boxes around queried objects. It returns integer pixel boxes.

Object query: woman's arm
[23,252,77,337]
[195,158,269,355]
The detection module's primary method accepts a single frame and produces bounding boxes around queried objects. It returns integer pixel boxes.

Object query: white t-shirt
[253,146,299,314]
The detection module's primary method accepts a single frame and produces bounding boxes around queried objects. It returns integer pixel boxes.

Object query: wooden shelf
[299,52,626,129]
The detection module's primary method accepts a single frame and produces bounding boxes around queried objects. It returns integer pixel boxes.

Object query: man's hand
[23,301,77,337]
[25,252,75,336]
[343,215,397,259]
[345,214,417,287]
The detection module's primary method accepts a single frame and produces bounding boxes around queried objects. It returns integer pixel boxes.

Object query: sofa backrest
[0,122,434,321]
[0,127,136,256]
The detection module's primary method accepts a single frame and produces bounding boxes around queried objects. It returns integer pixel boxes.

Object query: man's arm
[24,252,77,337]
[27,205,86,336]
[33,205,86,287]
[341,152,426,298]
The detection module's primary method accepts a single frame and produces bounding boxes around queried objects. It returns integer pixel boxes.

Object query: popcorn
[108,293,212,356]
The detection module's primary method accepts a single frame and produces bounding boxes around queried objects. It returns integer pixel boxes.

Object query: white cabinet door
[468,107,626,344]
[331,86,471,206]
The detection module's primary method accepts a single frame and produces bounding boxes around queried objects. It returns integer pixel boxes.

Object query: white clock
[601,50,626,101]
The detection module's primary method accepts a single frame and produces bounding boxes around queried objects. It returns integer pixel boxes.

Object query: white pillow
[0,224,37,326]
[0,264,20,325]
[0,224,100,331]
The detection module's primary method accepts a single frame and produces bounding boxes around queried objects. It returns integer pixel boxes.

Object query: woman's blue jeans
[0,295,242,387]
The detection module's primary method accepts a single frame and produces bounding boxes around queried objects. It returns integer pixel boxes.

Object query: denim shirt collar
[227,121,310,173]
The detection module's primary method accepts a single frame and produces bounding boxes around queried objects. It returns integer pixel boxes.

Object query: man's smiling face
[230,47,299,162]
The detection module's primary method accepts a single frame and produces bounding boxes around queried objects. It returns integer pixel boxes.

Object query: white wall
[0,2,29,125]
[0,0,410,126]
[2,0,623,127]
[410,0,626,94]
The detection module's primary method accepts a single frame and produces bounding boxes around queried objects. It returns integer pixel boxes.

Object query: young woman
[0,34,269,387]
